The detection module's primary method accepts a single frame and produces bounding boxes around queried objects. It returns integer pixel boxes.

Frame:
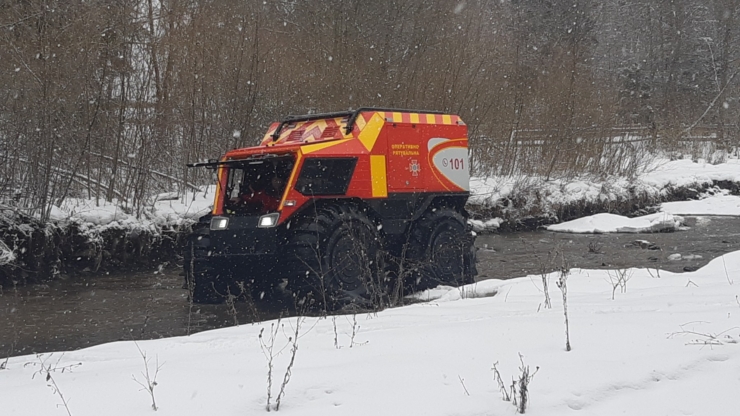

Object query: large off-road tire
[406,207,477,291]
[184,231,228,304]
[282,204,385,310]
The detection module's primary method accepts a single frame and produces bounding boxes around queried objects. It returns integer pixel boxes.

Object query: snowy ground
[470,157,740,207]
[48,186,215,229]
[661,191,740,216]
[546,212,684,233]
[544,190,739,234]
[2,250,739,415]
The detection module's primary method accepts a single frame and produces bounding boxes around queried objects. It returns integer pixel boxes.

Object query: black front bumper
[185,215,285,296]
[208,216,279,256]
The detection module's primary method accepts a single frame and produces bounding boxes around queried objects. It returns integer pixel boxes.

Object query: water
[0,272,278,357]
[475,216,740,279]
[2,216,738,358]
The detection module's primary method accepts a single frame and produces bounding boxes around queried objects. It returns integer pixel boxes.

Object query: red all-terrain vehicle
[185,108,476,308]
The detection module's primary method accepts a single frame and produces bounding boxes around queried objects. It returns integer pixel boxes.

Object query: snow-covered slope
[49,186,215,228]
[546,212,683,233]
[469,157,740,223]
[3,251,739,416]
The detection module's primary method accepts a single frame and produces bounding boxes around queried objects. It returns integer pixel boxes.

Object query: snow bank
[468,217,504,232]
[540,189,740,229]
[48,186,214,230]
[0,188,215,276]
[3,251,740,416]
[150,186,215,226]
[546,212,683,233]
[641,157,740,188]
[661,192,740,216]
[546,191,740,234]
[469,157,740,215]
[469,175,620,207]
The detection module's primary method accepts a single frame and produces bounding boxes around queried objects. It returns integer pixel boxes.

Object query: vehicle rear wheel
[282,204,385,310]
[407,208,476,291]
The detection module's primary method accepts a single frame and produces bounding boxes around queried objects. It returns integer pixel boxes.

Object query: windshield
[222,155,294,216]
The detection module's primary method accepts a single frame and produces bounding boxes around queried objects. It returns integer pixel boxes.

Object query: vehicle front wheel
[282,204,386,310]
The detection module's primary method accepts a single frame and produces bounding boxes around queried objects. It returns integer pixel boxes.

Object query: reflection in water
[0,271,286,357]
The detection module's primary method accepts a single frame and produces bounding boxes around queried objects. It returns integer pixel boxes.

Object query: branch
[684,71,738,134]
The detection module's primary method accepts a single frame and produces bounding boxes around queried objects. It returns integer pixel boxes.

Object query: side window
[295,158,357,196]
[227,168,245,198]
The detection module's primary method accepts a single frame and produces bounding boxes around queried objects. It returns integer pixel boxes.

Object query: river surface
[2,216,739,358]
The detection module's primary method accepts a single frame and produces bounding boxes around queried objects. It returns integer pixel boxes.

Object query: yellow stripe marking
[442,114,452,125]
[212,166,224,214]
[279,151,303,210]
[392,112,403,123]
[370,155,388,197]
[358,113,385,152]
[426,114,436,124]
[410,113,420,124]
[354,114,367,133]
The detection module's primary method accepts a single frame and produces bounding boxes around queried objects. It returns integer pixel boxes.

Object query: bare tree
[1,0,737,220]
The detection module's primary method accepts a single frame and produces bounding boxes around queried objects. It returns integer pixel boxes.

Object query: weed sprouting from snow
[493,354,539,414]
[275,316,304,411]
[332,316,339,349]
[329,313,368,349]
[514,354,539,414]
[260,314,307,412]
[0,344,11,370]
[556,258,572,352]
[347,314,367,348]
[458,375,470,396]
[224,284,243,327]
[646,267,661,279]
[492,361,511,402]
[607,268,633,300]
[132,342,163,411]
[259,319,280,411]
[523,241,556,309]
[668,322,740,346]
[721,256,733,285]
[540,271,552,310]
[29,353,81,416]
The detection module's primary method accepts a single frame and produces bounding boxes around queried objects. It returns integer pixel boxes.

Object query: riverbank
[467,157,740,232]
[0,188,212,285]
[1,157,739,285]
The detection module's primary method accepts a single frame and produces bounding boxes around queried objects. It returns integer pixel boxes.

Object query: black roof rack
[187,154,287,169]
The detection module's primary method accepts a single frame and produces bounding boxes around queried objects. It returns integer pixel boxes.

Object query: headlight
[258,212,280,228]
[210,216,229,230]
